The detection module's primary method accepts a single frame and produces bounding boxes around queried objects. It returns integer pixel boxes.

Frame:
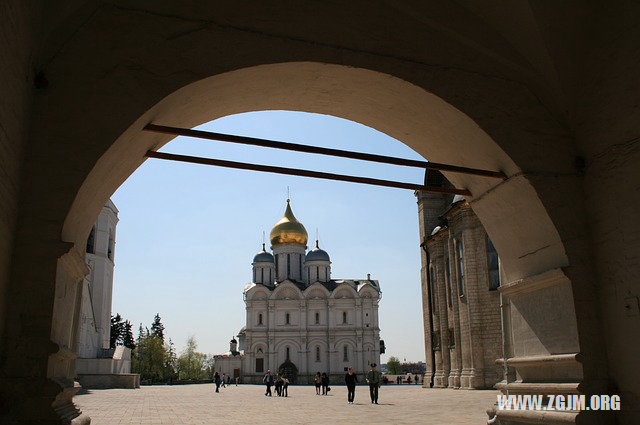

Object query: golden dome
[270,200,308,246]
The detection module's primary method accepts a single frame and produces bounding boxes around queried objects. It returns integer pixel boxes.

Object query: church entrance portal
[278,360,299,384]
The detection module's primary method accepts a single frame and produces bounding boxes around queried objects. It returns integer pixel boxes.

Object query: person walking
[415,375,420,385]
[321,372,330,395]
[263,370,273,396]
[345,367,358,404]
[221,373,227,388]
[282,376,289,397]
[214,372,222,393]
[314,372,322,395]
[366,363,381,404]
[275,373,283,396]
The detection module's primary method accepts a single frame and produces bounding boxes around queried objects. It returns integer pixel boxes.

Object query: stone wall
[0,0,37,352]
[417,193,503,390]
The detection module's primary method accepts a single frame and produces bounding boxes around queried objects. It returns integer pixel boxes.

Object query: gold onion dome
[270,199,308,246]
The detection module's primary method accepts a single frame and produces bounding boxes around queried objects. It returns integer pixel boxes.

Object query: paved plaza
[75,384,499,424]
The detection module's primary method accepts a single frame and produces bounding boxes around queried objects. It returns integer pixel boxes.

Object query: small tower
[230,336,238,354]
[305,239,331,284]
[252,243,275,286]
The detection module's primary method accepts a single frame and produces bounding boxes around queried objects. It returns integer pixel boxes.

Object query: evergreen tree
[110,314,124,349]
[122,320,135,349]
[151,313,165,342]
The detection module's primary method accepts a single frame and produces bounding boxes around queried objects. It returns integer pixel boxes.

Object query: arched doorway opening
[278,360,299,385]
[9,62,601,424]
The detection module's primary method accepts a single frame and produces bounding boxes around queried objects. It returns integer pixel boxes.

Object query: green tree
[176,336,207,380]
[164,338,178,382]
[122,320,135,349]
[132,333,167,382]
[110,314,124,349]
[151,313,165,342]
[386,356,402,375]
[204,355,216,379]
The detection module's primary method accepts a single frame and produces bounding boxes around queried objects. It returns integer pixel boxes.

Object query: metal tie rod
[143,123,506,180]
[145,150,472,196]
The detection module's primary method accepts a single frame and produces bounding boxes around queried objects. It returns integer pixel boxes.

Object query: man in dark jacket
[263,370,273,396]
[345,367,358,404]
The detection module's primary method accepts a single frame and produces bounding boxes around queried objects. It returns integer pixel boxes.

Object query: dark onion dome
[306,240,330,262]
[253,243,274,263]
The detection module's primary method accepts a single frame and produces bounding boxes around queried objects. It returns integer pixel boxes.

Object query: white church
[214,199,382,384]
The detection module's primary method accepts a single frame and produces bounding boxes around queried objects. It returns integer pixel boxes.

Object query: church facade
[416,187,503,390]
[214,200,382,384]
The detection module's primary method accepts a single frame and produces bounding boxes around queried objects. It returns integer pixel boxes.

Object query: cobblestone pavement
[75,384,497,425]
[75,384,498,424]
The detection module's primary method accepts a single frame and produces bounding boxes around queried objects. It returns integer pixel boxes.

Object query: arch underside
[63,62,567,284]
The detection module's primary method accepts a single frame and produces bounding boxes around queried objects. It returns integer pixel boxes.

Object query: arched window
[286,346,290,360]
[342,311,347,324]
[315,346,320,362]
[456,240,465,296]
[285,313,290,325]
[315,312,320,325]
[253,268,256,282]
[261,268,264,283]
[287,253,291,278]
[316,266,319,280]
[343,345,348,362]
[107,230,114,260]
[487,237,500,290]
[275,255,279,277]
[258,313,263,325]
[86,227,95,254]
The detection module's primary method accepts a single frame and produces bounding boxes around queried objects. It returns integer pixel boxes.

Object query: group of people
[313,372,331,395]
[262,370,290,397]
[261,363,383,404]
[213,372,237,393]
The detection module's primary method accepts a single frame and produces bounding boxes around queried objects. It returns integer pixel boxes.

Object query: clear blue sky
[111,111,426,363]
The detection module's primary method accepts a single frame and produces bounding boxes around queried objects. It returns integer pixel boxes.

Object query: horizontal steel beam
[145,150,472,196]
[144,123,506,180]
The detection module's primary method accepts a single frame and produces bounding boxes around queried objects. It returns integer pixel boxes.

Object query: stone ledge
[491,409,578,424]
[495,382,580,395]
[496,353,581,366]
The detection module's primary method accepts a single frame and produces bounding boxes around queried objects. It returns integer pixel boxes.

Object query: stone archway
[49,62,584,425]
[12,62,590,424]
[2,3,631,424]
